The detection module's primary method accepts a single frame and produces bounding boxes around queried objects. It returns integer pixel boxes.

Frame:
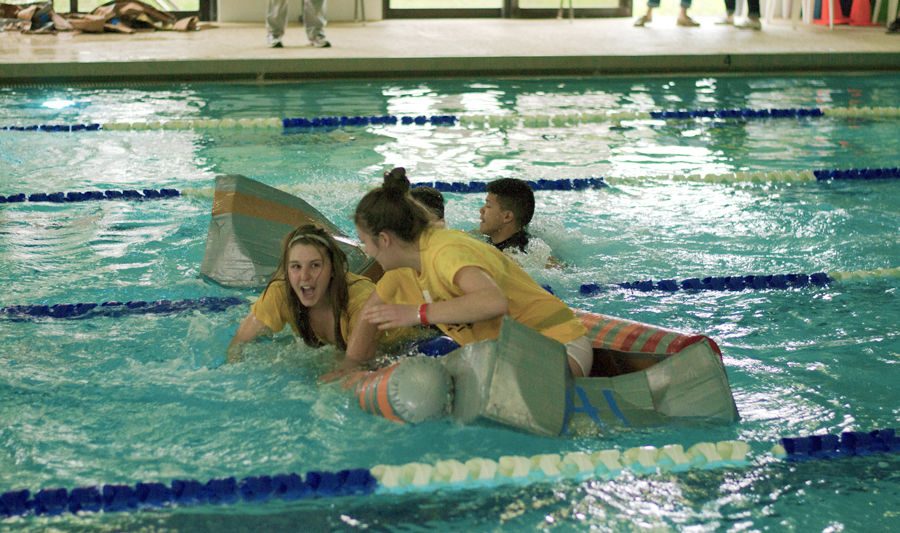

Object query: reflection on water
[0,74,898,531]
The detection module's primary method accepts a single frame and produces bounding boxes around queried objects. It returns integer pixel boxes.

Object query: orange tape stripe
[375,364,402,423]
[629,327,660,354]
[614,323,649,352]
[577,311,604,331]
[590,318,622,348]
[357,371,382,412]
[367,373,385,416]
[213,190,322,229]
[666,334,703,354]
[579,310,722,359]
[639,330,669,353]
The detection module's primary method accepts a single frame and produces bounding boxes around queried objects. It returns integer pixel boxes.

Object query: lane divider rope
[0,188,180,204]
[412,177,607,193]
[371,428,897,493]
[0,296,246,321]
[3,167,898,205]
[3,106,899,133]
[579,268,898,295]
[605,167,900,185]
[0,469,377,518]
[1,428,894,518]
[4,268,896,321]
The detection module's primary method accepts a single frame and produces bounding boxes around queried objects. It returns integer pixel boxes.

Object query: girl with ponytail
[344,168,593,378]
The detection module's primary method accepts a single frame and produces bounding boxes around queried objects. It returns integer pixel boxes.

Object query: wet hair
[410,186,445,220]
[354,167,433,243]
[486,178,535,229]
[265,224,351,350]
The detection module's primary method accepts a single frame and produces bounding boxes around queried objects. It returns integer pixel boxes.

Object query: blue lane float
[413,177,607,193]
[0,296,245,321]
[580,272,833,296]
[0,188,180,204]
[282,114,457,128]
[0,123,102,132]
[579,267,899,296]
[780,428,899,460]
[649,107,825,120]
[813,167,900,181]
[1,428,895,519]
[0,469,376,518]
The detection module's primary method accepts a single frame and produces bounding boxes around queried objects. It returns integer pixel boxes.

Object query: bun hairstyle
[354,167,432,243]
[265,224,351,350]
[383,167,411,196]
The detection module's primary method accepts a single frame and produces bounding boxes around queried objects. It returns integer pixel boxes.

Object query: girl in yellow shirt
[228,224,408,363]
[345,168,592,377]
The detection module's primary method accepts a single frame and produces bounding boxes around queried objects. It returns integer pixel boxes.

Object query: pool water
[0,74,898,531]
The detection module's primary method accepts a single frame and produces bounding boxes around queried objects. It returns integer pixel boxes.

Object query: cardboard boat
[347,315,740,436]
[200,174,381,288]
[201,174,740,436]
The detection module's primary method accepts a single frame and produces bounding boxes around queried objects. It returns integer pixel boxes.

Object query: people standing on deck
[716,0,763,30]
[888,14,899,33]
[227,225,412,362]
[340,167,593,378]
[266,0,330,48]
[633,0,700,27]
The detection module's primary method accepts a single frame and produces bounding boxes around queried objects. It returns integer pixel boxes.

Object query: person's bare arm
[344,291,383,365]
[319,291,384,383]
[361,266,508,330]
[227,313,272,363]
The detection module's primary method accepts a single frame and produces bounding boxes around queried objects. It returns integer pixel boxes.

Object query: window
[385,0,629,18]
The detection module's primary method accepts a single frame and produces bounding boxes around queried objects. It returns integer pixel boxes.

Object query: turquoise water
[0,74,898,531]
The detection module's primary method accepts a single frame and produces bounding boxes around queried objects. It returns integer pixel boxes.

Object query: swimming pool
[0,74,898,530]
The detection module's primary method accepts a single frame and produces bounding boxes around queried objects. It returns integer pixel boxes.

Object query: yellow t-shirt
[376,229,586,346]
[251,272,409,347]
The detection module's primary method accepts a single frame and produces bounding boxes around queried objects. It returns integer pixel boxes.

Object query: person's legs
[266,0,288,47]
[678,0,700,26]
[717,0,736,24]
[304,0,330,47]
[633,0,659,26]
[735,0,762,30]
[746,0,761,17]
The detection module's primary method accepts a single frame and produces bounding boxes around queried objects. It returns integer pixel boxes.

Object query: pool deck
[1,17,898,83]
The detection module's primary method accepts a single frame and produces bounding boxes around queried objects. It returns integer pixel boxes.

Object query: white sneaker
[715,14,734,25]
[735,17,762,30]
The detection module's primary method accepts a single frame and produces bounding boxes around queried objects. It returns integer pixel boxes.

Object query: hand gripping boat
[343,315,740,436]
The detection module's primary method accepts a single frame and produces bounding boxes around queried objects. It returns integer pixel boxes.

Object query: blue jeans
[646,0,693,7]
[724,0,761,17]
